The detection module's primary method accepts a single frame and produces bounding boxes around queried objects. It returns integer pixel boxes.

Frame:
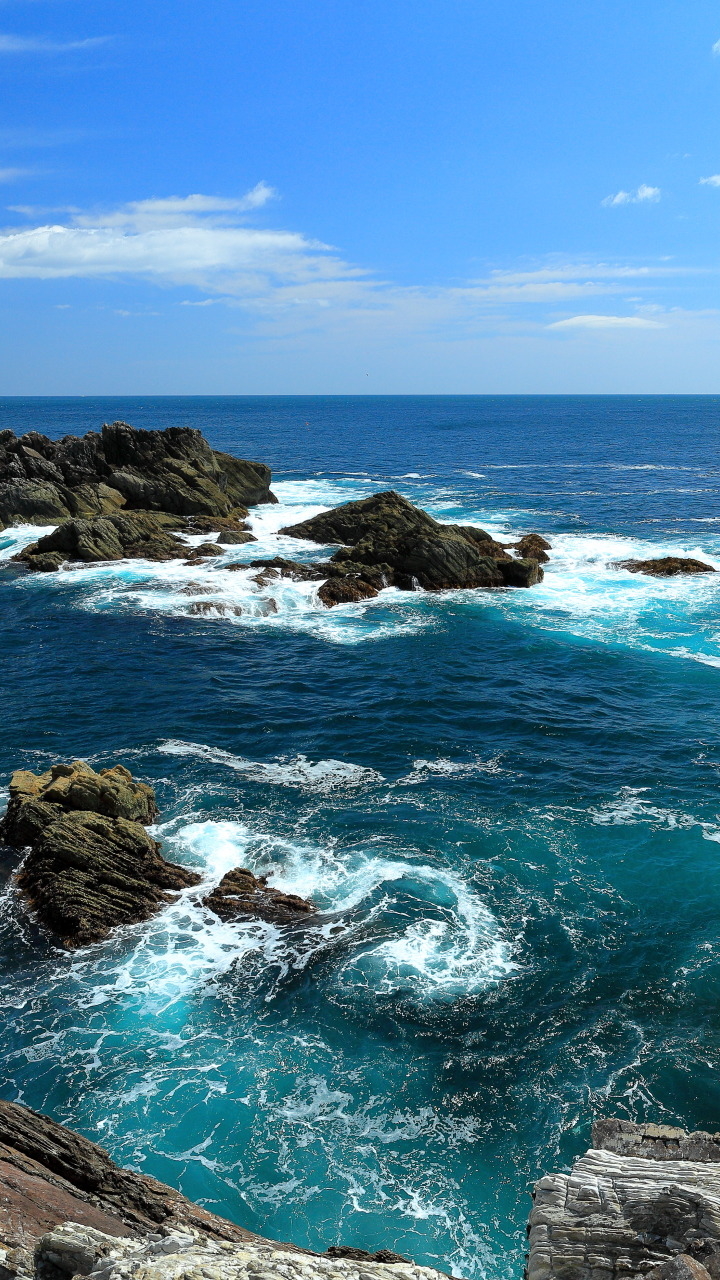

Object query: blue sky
[1,0,719,393]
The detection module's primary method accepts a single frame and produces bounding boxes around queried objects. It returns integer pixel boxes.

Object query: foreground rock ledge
[528,1118,720,1280]
[0,762,200,948]
[0,1100,451,1280]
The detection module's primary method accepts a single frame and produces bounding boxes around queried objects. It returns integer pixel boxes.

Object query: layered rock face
[614,558,716,578]
[0,762,200,948]
[0,422,275,528]
[202,867,315,924]
[528,1119,720,1280]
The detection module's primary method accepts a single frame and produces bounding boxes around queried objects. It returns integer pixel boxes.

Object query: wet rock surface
[280,491,544,593]
[614,557,716,577]
[202,867,315,924]
[0,423,275,528]
[528,1120,720,1280]
[14,513,189,572]
[0,762,200,948]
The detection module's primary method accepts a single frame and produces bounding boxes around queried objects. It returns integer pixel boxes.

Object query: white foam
[159,739,384,791]
[401,756,508,783]
[0,523,56,559]
[551,786,720,841]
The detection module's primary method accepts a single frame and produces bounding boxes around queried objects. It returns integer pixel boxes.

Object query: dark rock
[24,552,65,573]
[317,577,379,606]
[248,558,325,585]
[594,1118,720,1163]
[185,542,224,558]
[184,512,250,533]
[0,761,200,949]
[0,1099,294,1255]
[279,491,535,592]
[497,558,544,588]
[614,557,716,577]
[202,867,315,925]
[16,811,200,949]
[325,1248,411,1264]
[0,422,275,529]
[216,530,257,545]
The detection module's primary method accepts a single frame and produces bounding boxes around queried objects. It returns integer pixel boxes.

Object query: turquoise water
[1,396,720,1278]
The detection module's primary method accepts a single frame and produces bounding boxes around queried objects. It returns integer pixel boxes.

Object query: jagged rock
[0,1099,288,1258]
[0,423,276,529]
[0,761,199,948]
[514,534,552,564]
[248,558,324,585]
[528,1120,720,1280]
[650,1258,714,1280]
[202,868,315,924]
[280,491,543,591]
[614,557,716,577]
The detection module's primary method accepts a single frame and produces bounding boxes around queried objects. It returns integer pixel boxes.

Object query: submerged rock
[528,1119,720,1280]
[202,867,315,924]
[0,422,276,529]
[280,491,544,592]
[0,762,200,948]
[615,556,716,577]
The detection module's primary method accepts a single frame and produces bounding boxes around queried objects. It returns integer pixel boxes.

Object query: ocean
[1,395,720,1279]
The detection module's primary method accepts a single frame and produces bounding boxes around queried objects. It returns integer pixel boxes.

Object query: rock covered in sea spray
[0,761,201,948]
[614,556,716,577]
[202,866,315,924]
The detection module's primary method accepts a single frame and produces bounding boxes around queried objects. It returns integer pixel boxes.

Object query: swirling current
[2,395,720,1280]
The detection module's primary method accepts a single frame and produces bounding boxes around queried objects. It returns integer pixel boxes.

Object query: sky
[0,0,719,394]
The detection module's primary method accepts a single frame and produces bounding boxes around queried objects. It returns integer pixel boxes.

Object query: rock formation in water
[528,1119,720,1280]
[0,1100,448,1280]
[276,491,546,600]
[0,422,275,528]
[202,867,315,924]
[614,557,716,578]
[0,762,200,948]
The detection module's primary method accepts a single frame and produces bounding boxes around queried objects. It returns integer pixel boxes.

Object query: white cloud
[0,33,109,52]
[547,314,665,330]
[700,174,720,187]
[713,38,720,54]
[602,185,661,207]
[0,167,33,182]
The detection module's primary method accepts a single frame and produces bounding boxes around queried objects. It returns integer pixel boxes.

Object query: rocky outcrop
[279,492,544,594]
[14,514,190,572]
[527,1120,720,1280]
[0,762,200,948]
[202,868,315,924]
[614,558,716,578]
[0,423,275,529]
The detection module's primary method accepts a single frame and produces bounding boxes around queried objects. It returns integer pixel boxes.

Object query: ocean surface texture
[2,395,720,1280]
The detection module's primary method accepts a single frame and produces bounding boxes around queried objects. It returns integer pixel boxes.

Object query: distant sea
[2,395,720,1279]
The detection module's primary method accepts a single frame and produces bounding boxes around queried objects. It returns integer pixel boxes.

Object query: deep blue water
[2,396,720,1279]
